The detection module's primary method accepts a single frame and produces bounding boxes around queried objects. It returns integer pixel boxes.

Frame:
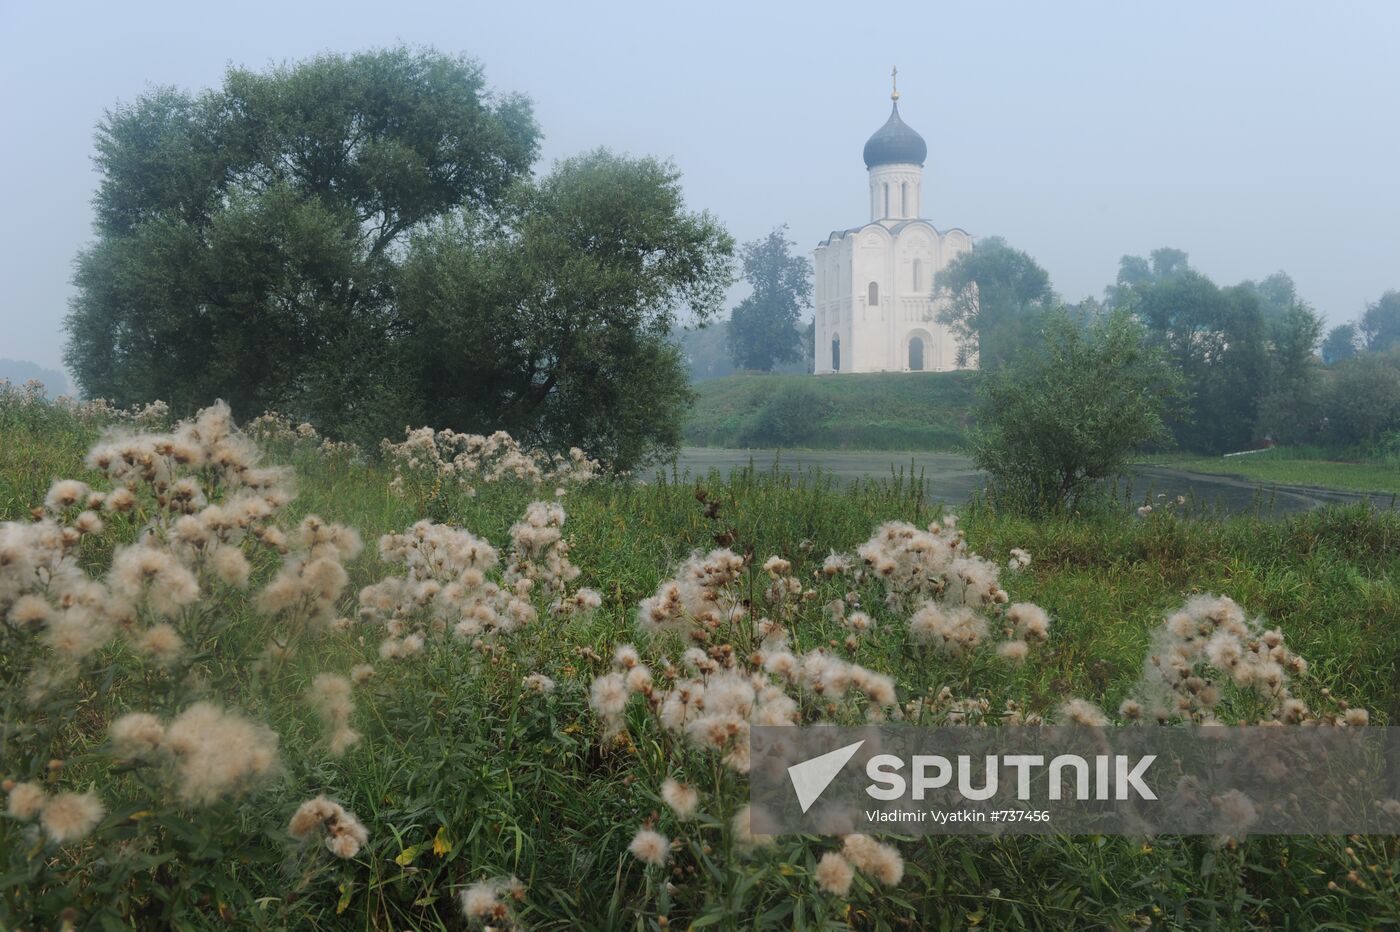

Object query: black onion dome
[862,102,927,168]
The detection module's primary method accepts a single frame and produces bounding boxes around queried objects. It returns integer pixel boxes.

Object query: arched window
[883,184,890,218]
[912,259,922,292]
[831,337,841,372]
[908,336,925,371]
[867,281,879,306]
[901,182,909,217]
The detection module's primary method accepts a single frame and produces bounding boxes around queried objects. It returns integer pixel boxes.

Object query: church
[813,76,974,374]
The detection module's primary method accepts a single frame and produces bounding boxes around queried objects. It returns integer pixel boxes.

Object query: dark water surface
[665,448,1396,517]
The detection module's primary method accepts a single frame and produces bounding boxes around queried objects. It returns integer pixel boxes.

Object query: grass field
[683,371,976,451]
[3,393,1400,929]
[1155,447,1400,496]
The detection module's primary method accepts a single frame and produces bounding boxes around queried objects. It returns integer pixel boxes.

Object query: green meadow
[1155,448,1400,497]
[2,395,1399,930]
[683,371,976,451]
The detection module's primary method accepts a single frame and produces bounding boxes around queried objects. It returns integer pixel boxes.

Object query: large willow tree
[67,48,539,442]
[66,48,732,466]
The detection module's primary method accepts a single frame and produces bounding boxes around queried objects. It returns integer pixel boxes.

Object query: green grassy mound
[684,370,977,450]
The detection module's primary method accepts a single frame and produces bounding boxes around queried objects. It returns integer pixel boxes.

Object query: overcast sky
[2,0,1398,372]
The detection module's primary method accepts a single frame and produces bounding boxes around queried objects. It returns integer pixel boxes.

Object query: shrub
[971,310,1181,514]
[1320,353,1400,447]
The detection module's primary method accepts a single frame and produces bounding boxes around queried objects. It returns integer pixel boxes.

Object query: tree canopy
[67,48,539,441]
[933,236,1054,370]
[1242,271,1309,324]
[1257,301,1324,444]
[725,226,811,372]
[1322,323,1360,364]
[398,150,733,468]
[1360,291,1400,354]
[65,48,732,467]
[1322,354,1400,447]
[1109,250,1271,452]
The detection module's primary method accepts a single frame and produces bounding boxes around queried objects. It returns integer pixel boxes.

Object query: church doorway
[908,336,925,371]
[831,337,841,372]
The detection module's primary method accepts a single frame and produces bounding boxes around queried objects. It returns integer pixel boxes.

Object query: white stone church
[813,82,974,374]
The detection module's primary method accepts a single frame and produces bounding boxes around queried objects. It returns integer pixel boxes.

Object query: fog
[2,0,1397,372]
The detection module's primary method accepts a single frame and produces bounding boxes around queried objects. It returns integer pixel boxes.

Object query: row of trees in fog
[934,241,1400,454]
[942,246,1399,511]
[1320,291,1400,362]
[718,228,1400,455]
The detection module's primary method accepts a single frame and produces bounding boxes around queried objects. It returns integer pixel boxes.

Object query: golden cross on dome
[891,65,899,101]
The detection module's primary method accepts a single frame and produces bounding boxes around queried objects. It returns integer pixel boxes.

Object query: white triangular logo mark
[787,740,865,813]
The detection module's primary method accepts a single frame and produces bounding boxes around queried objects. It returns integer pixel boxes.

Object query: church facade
[813,85,974,374]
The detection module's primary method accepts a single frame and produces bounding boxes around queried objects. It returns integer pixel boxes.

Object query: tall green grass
[3,402,1399,929]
